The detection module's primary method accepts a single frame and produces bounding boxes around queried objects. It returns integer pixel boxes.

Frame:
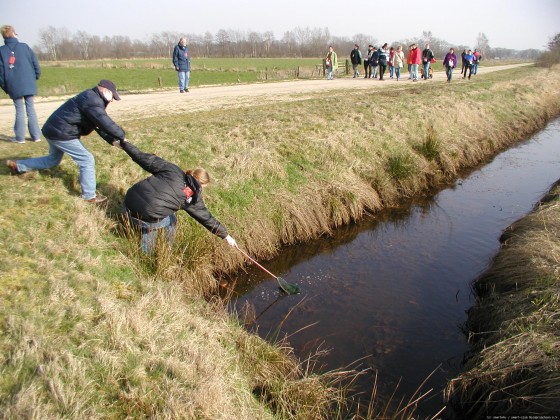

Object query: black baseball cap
[98,79,121,100]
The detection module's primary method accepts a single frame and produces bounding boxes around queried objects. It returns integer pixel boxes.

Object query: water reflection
[227,119,560,417]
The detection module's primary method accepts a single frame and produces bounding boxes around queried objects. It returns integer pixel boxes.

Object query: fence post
[345,59,350,75]
[322,58,326,77]
[158,76,162,88]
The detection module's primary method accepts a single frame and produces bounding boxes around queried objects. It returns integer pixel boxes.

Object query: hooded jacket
[122,141,228,238]
[0,37,40,99]
[41,87,125,143]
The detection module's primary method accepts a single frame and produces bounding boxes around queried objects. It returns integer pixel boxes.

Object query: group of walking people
[344,42,482,82]
[2,25,238,255]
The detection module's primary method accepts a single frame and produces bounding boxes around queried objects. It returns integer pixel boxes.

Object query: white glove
[225,235,238,248]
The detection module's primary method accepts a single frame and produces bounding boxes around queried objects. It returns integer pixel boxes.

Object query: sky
[3,0,559,51]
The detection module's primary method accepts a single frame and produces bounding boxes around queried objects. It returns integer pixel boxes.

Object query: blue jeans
[178,71,190,91]
[13,96,41,141]
[423,61,430,79]
[125,208,177,254]
[395,67,401,80]
[411,64,419,80]
[446,66,454,81]
[472,63,478,74]
[389,66,394,78]
[15,138,96,199]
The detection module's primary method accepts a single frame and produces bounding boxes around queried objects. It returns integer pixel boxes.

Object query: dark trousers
[463,64,472,79]
[379,64,387,80]
[364,61,371,78]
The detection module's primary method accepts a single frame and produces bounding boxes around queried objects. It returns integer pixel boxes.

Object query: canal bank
[445,179,560,417]
[230,117,560,417]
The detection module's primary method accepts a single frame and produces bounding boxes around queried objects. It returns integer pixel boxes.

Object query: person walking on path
[460,49,467,76]
[363,45,373,78]
[443,48,458,82]
[410,44,421,82]
[421,44,434,80]
[378,43,389,80]
[407,45,414,79]
[172,37,191,93]
[0,25,41,144]
[370,46,380,79]
[393,45,405,81]
[325,46,338,80]
[350,44,362,78]
[462,49,475,80]
[388,46,395,79]
[472,49,482,75]
[118,139,238,254]
[5,80,125,204]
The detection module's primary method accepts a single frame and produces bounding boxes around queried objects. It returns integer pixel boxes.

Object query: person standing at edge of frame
[173,36,191,93]
[0,24,42,143]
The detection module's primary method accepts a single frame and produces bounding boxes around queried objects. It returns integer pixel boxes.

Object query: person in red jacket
[410,44,422,81]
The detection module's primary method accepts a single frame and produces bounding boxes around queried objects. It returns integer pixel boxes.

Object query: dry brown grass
[445,182,560,417]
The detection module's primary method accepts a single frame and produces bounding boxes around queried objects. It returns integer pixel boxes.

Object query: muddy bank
[445,180,560,417]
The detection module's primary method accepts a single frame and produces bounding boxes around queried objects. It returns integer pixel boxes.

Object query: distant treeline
[33,26,543,62]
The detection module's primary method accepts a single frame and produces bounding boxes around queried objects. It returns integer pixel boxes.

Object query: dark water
[228,118,560,417]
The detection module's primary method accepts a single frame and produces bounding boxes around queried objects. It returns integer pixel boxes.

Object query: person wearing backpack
[350,44,362,78]
[0,25,41,143]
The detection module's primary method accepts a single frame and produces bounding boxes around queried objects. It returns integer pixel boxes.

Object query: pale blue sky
[3,0,559,51]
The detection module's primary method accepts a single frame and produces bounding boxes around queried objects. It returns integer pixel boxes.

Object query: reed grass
[445,181,560,417]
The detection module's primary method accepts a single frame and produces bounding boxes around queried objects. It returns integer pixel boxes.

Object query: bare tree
[151,31,180,58]
[74,31,92,60]
[263,31,274,57]
[215,29,230,57]
[203,32,214,57]
[38,26,70,60]
[475,32,490,56]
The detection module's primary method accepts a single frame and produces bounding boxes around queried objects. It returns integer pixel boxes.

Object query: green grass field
[3,58,323,97]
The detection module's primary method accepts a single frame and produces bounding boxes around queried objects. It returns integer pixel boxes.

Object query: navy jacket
[122,141,228,238]
[42,87,125,143]
[172,44,191,72]
[0,37,40,99]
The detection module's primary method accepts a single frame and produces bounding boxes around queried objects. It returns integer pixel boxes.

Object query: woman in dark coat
[119,139,238,254]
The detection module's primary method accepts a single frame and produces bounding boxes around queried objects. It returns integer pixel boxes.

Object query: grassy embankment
[445,180,560,417]
[1,63,560,418]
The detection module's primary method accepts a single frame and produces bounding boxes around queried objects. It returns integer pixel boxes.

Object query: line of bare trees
[34,26,542,61]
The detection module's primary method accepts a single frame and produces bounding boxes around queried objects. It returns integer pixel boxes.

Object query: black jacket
[42,87,125,143]
[122,141,228,238]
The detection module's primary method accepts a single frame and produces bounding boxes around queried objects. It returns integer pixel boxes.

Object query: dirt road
[0,63,529,138]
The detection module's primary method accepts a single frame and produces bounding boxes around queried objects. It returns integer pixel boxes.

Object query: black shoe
[85,195,108,204]
[180,90,185,93]
[185,88,189,92]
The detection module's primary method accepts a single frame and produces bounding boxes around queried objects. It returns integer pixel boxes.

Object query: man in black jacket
[6,80,125,203]
[118,139,238,254]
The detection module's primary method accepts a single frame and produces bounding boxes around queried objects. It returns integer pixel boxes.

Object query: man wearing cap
[5,80,125,204]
